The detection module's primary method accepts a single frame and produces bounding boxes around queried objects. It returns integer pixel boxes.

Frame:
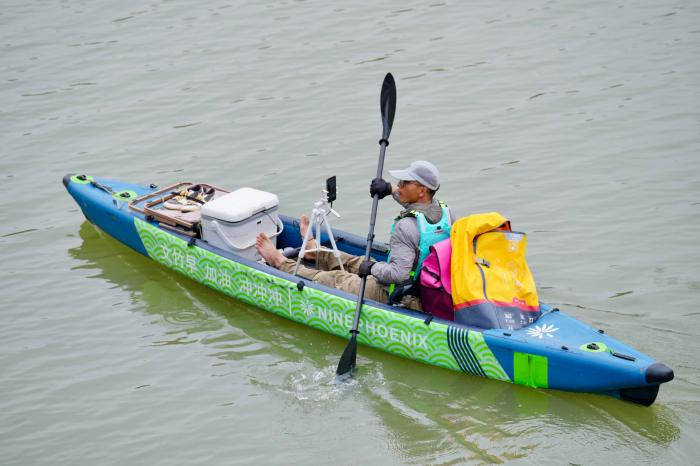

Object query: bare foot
[299,214,317,259]
[256,233,285,268]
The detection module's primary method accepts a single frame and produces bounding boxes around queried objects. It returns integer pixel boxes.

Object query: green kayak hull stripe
[513,352,548,388]
[134,218,510,381]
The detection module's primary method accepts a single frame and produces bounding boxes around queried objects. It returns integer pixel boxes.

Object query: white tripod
[293,188,344,275]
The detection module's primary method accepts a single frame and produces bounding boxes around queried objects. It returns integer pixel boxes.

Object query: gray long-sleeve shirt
[370,192,456,286]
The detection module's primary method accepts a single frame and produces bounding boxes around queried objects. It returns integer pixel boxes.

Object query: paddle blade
[336,333,358,376]
[380,73,396,140]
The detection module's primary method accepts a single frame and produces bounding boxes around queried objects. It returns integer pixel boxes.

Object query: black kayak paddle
[336,73,397,378]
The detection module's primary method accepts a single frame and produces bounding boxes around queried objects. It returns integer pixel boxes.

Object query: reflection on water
[69,221,680,463]
[364,360,681,463]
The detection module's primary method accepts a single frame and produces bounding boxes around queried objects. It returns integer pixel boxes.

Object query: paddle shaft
[337,72,395,376]
[348,139,388,333]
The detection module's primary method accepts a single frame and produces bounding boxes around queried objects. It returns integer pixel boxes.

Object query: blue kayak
[63,174,674,406]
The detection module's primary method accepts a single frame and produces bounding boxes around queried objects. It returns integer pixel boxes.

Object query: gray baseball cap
[389,160,440,191]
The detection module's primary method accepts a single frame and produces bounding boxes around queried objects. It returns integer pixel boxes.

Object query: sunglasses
[398,180,421,188]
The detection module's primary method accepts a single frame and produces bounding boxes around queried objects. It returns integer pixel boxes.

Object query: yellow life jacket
[450,212,540,329]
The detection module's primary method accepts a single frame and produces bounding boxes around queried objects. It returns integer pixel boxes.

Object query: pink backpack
[419,238,454,321]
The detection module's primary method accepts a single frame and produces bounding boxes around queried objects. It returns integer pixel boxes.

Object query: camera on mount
[326,176,337,204]
[293,176,344,275]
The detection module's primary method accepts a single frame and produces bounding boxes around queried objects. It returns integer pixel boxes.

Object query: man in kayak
[256,160,455,308]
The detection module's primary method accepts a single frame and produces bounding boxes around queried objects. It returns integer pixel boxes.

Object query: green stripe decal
[134,218,511,381]
[467,331,510,381]
[513,352,548,388]
[446,327,510,381]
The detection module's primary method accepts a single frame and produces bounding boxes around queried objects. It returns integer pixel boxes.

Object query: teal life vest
[388,201,452,294]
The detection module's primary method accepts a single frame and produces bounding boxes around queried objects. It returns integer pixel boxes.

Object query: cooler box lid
[201,187,279,223]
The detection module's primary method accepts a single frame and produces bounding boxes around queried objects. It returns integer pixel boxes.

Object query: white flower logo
[526,324,559,339]
[300,298,315,318]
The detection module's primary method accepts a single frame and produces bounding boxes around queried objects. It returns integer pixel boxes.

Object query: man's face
[397,179,426,204]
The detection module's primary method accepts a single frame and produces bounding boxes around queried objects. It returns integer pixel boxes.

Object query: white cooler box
[201,187,283,260]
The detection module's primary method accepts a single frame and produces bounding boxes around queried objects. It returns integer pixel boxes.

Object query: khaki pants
[278,251,389,304]
[278,251,422,311]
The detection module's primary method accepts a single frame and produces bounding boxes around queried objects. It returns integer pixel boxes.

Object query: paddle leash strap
[337,73,396,377]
